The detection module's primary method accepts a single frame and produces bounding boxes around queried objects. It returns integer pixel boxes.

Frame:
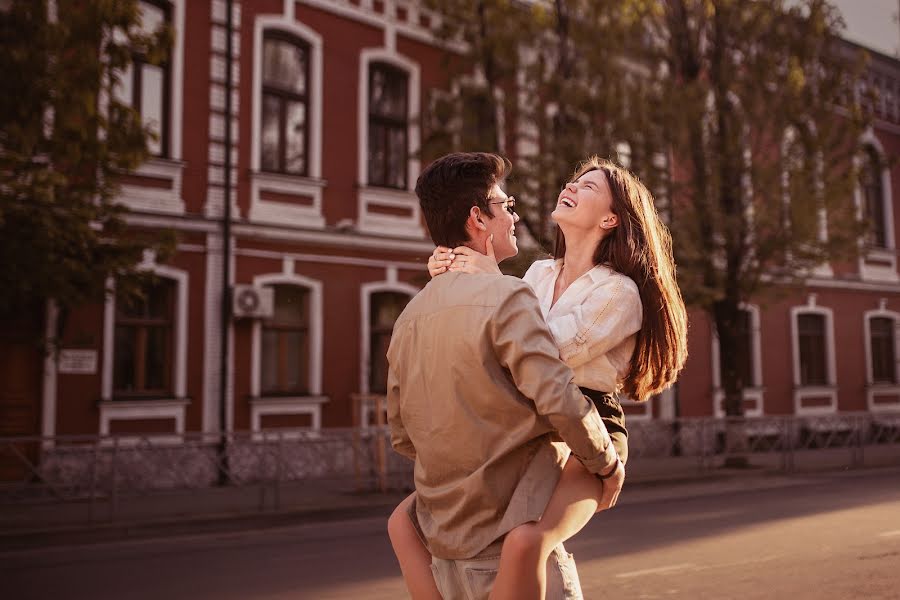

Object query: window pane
[370,65,407,119]
[114,326,137,392]
[141,64,164,155]
[388,126,407,188]
[115,63,134,107]
[285,100,306,174]
[261,330,279,393]
[368,123,386,185]
[139,1,166,36]
[861,149,887,248]
[798,314,826,386]
[284,331,303,391]
[261,94,281,171]
[372,293,409,328]
[272,286,309,326]
[146,280,173,318]
[263,37,307,95]
[144,326,169,391]
[871,317,897,383]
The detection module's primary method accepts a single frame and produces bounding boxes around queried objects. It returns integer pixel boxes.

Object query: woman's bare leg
[387,493,443,600]
[488,457,605,600]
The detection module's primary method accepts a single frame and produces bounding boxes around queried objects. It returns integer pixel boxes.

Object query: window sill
[249,395,329,437]
[117,157,186,215]
[866,384,900,412]
[859,247,899,283]
[97,397,189,443]
[249,170,326,228]
[357,186,425,239]
[793,386,837,415]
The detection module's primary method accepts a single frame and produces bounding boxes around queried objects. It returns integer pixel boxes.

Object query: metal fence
[1,413,898,527]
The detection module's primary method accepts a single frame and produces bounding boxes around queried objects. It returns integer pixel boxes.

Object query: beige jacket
[387,272,617,559]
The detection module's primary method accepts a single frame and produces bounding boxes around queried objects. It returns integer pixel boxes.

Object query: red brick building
[4,0,899,451]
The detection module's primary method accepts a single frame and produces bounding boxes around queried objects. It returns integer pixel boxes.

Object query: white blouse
[522,259,643,394]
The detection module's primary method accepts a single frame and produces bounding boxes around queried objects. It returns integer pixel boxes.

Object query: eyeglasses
[488,196,516,215]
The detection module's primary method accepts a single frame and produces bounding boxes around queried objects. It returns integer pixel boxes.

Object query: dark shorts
[579,388,628,466]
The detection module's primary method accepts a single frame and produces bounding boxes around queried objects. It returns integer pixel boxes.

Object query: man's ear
[469,206,488,232]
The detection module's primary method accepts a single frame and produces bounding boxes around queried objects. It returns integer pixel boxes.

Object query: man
[387,152,623,599]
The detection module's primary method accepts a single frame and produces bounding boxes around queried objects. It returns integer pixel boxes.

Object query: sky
[828,0,900,57]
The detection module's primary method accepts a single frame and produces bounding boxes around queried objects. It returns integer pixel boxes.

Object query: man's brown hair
[415,152,510,247]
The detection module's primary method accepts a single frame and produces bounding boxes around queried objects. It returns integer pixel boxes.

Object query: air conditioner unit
[232,285,274,319]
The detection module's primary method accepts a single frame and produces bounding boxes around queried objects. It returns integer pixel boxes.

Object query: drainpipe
[217,0,234,485]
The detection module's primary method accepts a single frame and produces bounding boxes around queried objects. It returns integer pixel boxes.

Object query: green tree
[426,1,871,457]
[0,0,175,338]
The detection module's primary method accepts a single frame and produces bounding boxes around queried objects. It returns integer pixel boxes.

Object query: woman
[389,156,688,600]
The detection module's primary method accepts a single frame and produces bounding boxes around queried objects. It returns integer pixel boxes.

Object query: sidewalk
[2,448,898,552]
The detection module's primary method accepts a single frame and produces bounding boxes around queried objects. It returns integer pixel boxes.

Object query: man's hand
[596,458,625,512]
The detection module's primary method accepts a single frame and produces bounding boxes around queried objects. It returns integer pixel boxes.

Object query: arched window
[261,285,311,394]
[368,62,409,189]
[860,146,887,249]
[368,292,411,393]
[261,32,310,175]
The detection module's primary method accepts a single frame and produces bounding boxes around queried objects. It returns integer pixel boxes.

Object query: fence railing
[1,413,898,526]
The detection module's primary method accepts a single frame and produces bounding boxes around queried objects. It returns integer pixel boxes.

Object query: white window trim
[863,305,900,412]
[855,130,898,283]
[100,253,189,434]
[250,271,325,432]
[790,296,837,415]
[711,305,764,417]
[357,47,424,239]
[249,15,326,228]
[115,0,186,215]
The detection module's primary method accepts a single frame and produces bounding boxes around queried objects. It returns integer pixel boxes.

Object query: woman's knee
[388,502,410,542]
[503,522,546,560]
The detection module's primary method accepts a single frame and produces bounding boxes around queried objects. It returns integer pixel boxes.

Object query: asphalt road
[3,468,899,599]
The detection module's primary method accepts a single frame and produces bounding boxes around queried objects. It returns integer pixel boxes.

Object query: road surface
[3,468,899,599]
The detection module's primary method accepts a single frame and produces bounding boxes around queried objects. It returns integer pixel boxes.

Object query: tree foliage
[424,0,870,417]
[0,0,175,325]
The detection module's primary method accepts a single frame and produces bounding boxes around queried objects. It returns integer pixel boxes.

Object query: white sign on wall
[58,349,98,375]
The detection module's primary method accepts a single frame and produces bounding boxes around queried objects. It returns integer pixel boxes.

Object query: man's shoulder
[398,274,532,321]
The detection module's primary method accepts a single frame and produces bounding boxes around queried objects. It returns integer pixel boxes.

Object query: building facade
[3,0,899,456]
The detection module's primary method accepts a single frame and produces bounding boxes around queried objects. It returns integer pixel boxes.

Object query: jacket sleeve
[489,280,618,474]
[548,276,642,370]
[386,339,416,462]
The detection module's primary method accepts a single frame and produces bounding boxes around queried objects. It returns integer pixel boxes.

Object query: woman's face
[551,168,618,231]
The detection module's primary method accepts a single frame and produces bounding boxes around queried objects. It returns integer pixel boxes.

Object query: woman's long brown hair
[554,157,688,402]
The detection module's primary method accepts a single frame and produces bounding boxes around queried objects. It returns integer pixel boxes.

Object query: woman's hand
[448,235,502,275]
[427,246,454,278]
[427,236,502,277]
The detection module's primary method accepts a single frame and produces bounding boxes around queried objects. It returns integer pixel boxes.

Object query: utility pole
[217,0,234,485]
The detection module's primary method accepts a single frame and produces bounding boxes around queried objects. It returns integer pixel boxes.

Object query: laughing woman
[389,156,688,600]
